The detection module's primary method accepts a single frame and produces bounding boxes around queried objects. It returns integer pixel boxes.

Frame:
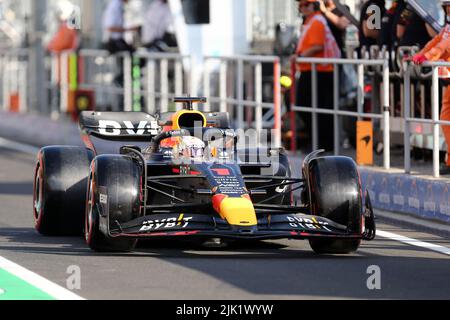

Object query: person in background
[102,0,139,54]
[295,0,341,152]
[47,1,80,115]
[397,4,437,48]
[412,1,450,174]
[378,0,405,119]
[378,0,405,52]
[319,0,350,57]
[356,0,386,153]
[358,0,386,55]
[47,1,79,53]
[141,0,175,51]
[397,4,438,124]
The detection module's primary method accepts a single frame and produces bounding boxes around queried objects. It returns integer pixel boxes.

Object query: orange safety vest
[47,23,79,53]
[48,23,79,85]
[419,24,450,78]
[295,12,341,72]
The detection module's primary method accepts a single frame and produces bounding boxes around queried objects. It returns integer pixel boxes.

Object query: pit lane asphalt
[1,146,450,300]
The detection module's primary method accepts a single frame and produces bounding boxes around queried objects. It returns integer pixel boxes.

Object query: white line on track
[0,137,39,155]
[0,256,85,300]
[377,230,450,256]
[0,138,84,299]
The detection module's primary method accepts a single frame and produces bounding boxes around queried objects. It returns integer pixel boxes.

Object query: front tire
[305,156,363,254]
[85,155,141,252]
[309,238,361,254]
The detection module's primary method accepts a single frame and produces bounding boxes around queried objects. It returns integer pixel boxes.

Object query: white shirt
[141,0,173,44]
[102,0,125,41]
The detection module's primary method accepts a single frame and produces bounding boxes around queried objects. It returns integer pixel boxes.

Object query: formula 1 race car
[33,97,375,254]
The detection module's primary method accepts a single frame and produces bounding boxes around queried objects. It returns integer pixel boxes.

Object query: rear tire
[33,146,93,236]
[305,156,362,254]
[85,155,141,252]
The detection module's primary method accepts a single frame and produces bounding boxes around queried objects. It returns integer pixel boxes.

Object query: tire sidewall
[33,146,92,236]
[33,157,45,232]
[306,156,363,233]
[85,166,97,247]
[85,155,140,252]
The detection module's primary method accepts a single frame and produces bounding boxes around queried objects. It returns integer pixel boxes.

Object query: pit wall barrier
[359,168,450,224]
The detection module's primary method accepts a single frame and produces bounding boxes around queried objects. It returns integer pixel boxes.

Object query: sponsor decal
[209,165,245,195]
[393,177,405,206]
[275,180,288,193]
[440,204,450,216]
[99,193,107,205]
[98,120,159,136]
[287,216,332,232]
[408,197,420,210]
[408,180,420,210]
[211,168,230,176]
[356,121,373,165]
[393,195,405,206]
[176,166,200,175]
[440,187,450,216]
[424,201,436,212]
[379,193,390,204]
[180,166,189,175]
[139,214,193,232]
[424,184,436,213]
[378,177,390,205]
[97,186,109,218]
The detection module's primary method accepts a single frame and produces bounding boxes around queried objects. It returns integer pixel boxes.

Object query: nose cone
[212,194,257,227]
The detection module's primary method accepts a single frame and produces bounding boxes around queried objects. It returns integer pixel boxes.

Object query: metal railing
[202,55,282,148]
[403,60,450,178]
[53,49,192,115]
[290,57,391,170]
[0,48,29,113]
[3,47,450,179]
[49,49,126,114]
[132,50,191,114]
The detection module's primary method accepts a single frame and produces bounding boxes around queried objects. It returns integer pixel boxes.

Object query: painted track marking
[0,256,84,300]
[0,137,39,155]
[0,139,84,299]
[377,230,450,256]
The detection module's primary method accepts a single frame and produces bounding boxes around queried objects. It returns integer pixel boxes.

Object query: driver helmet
[178,136,205,159]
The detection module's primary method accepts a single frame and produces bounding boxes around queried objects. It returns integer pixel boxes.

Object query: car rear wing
[79,111,160,141]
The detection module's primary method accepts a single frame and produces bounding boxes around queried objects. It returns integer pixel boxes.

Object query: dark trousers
[103,39,135,88]
[295,71,335,152]
[105,38,134,54]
